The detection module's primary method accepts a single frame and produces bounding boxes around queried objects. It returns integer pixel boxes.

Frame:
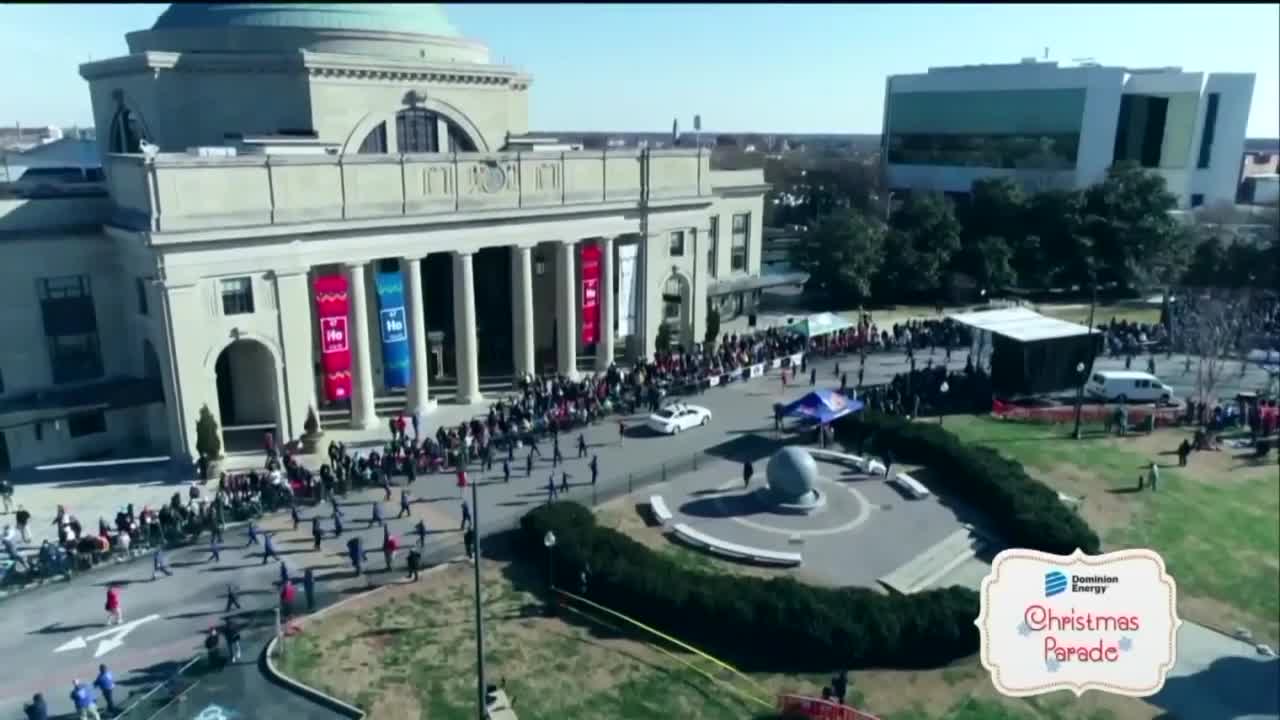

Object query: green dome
[152,3,460,38]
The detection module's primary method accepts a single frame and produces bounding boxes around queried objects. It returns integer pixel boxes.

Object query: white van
[1085,371,1175,405]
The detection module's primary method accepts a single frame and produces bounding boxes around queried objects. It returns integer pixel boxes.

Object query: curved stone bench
[891,472,930,500]
[649,495,674,525]
[671,523,802,567]
[804,448,886,476]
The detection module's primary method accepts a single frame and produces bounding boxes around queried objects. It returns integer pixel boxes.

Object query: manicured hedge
[520,502,979,672]
[834,411,1101,556]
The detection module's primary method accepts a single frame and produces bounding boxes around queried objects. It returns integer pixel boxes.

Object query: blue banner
[375,270,410,390]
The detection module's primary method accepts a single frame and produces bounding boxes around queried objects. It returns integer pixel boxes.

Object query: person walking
[552,442,563,468]
[369,501,384,529]
[526,452,534,478]
[507,441,515,464]
[382,473,393,502]
[208,534,222,563]
[398,489,412,519]
[303,567,316,612]
[414,518,427,549]
[279,579,297,619]
[70,679,100,720]
[290,504,301,531]
[407,547,422,581]
[560,471,571,494]
[0,478,13,514]
[382,528,398,571]
[104,585,122,626]
[809,367,817,387]
[93,664,117,715]
[1149,461,1160,492]
[224,583,242,613]
[261,532,280,564]
[589,455,599,486]
[502,458,511,484]
[347,536,364,576]
[577,433,588,459]
[460,499,472,531]
[277,559,289,587]
[743,460,754,489]
[617,419,626,446]
[311,516,324,551]
[23,693,48,720]
[223,620,242,663]
[463,526,476,562]
[151,549,173,581]
[245,521,260,548]
[546,473,558,503]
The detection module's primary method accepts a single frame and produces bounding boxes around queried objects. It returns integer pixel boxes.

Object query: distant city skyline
[1,3,1277,137]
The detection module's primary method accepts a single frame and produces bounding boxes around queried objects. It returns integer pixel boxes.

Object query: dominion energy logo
[977,549,1181,697]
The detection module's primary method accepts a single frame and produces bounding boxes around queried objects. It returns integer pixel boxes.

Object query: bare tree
[1172,286,1273,422]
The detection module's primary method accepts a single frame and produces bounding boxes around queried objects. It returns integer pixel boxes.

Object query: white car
[646,403,712,435]
[1085,370,1176,405]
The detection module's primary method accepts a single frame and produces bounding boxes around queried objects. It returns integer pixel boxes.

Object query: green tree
[1183,235,1227,286]
[1083,162,1189,292]
[704,307,721,346]
[968,235,1018,290]
[790,209,887,304]
[1022,189,1088,287]
[961,177,1027,246]
[195,405,222,460]
[656,322,673,353]
[881,192,961,299]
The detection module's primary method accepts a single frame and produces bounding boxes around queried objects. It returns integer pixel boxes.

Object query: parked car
[645,403,712,435]
[1085,370,1175,405]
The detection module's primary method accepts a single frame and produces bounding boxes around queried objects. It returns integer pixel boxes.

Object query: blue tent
[780,389,863,425]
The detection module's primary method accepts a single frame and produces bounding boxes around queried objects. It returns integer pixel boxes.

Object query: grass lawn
[1035,302,1160,327]
[944,416,1280,646]
[277,541,1159,720]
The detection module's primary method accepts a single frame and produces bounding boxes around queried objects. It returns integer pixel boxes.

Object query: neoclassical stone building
[0,3,773,469]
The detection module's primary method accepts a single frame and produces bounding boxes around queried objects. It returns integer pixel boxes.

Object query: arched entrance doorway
[661,273,691,347]
[214,339,282,452]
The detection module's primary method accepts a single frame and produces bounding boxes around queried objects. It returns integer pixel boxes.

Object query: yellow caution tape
[554,588,769,697]
[556,601,773,710]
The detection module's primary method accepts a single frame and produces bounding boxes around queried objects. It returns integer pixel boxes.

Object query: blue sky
[2,3,1277,137]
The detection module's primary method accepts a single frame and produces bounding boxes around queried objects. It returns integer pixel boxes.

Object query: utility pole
[1073,280,1098,440]
[471,478,487,719]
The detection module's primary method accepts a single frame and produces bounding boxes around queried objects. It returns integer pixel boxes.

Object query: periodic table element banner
[375,270,410,390]
[580,242,602,345]
[313,274,352,401]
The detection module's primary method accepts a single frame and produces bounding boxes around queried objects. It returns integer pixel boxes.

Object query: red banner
[580,242,602,345]
[314,274,353,402]
[777,695,879,720]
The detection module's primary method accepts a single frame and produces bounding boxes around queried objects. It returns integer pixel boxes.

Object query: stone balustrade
[105,148,724,234]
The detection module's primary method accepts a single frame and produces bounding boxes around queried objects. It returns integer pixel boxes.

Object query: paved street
[0,346,1275,719]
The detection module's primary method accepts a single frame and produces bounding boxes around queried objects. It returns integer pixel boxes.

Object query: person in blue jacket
[70,679,100,719]
[94,664,117,714]
[23,693,48,720]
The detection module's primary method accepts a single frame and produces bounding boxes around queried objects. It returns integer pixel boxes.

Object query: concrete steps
[879,526,987,595]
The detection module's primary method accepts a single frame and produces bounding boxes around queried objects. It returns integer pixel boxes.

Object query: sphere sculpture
[765,446,823,512]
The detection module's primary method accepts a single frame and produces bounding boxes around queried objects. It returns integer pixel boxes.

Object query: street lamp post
[543,530,557,615]
[939,381,949,426]
[1072,361,1087,440]
[471,478,487,720]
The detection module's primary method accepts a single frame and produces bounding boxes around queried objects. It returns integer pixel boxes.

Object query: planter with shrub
[301,406,323,453]
[521,502,980,672]
[833,410,1100,556]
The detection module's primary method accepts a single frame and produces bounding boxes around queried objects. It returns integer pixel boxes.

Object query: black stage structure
[949,307,1103,397]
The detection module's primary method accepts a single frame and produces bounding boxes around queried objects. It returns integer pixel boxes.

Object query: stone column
[346,262,380,430]
[595,237,615,371]
[273,270,318,441]
[555,240,579,379]
[511,244,536,379]
[452,251,484,404]
[403,257,436,416]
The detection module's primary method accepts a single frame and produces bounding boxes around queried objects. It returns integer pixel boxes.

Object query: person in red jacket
[456,468,467,490]
[104,585,122,626]
[382,529,398,571]
[279,579,297,618]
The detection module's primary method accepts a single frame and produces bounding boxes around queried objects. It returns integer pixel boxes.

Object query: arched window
[109,107,144,153]
[396,108,437,153]
[357,122,387,154]
[663,276,684,322]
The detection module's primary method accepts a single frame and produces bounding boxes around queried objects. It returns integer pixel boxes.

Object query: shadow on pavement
[1149,655,1279,718]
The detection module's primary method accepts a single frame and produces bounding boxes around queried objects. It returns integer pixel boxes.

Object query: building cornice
[80,50,532,89]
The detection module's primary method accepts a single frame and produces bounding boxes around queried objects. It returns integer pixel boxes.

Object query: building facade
[881,59,1254,208]
[0,3,772,471]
